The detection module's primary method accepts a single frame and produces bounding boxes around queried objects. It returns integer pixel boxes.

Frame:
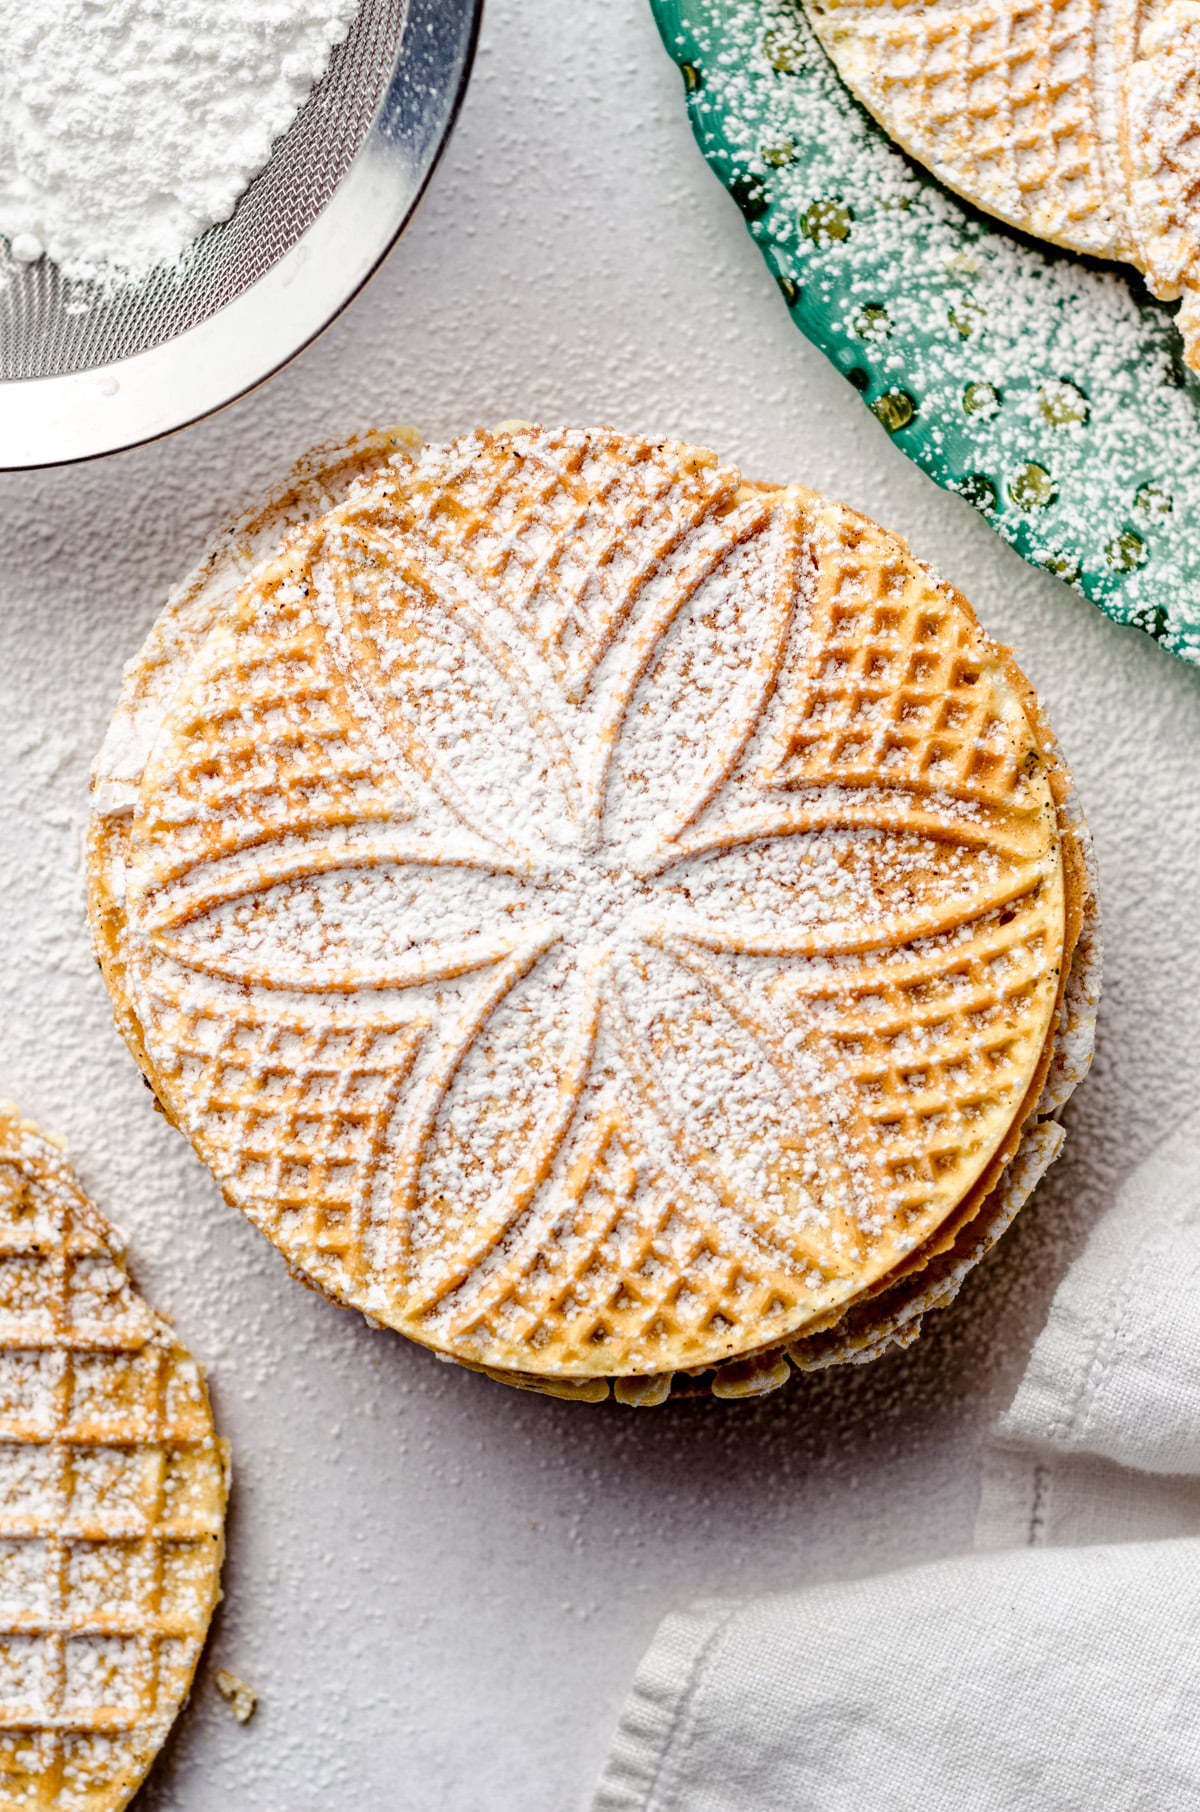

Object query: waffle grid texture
[88,425,1096,1403]
[803,0,1200,367]
[0,1110,227,1811]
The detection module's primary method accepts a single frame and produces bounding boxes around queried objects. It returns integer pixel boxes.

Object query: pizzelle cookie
[89,425,1097,1404]
[0,1108,227,1809]
[801,0,1200,368]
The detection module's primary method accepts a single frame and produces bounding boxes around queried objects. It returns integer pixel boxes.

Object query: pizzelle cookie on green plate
[801,0,1200,365]
[88,423,1099,1404]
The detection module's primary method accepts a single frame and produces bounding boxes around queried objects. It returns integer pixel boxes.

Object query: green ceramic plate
[651,0,1200,662]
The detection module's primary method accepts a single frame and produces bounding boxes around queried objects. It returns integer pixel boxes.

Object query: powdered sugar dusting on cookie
[0,1108,227,1811]
[106,426,1067,1382]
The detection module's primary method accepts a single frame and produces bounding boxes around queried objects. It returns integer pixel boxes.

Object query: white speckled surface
[1,4,1198,1807]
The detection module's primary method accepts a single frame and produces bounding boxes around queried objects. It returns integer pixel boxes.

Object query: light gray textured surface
[1,3,1198,1807]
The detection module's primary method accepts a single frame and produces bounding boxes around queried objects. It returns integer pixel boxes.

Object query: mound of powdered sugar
[0,0,360,282]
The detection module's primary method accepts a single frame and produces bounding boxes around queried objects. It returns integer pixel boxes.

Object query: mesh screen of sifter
[0,0,406,381]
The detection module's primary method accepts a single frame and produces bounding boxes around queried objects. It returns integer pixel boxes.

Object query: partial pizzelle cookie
[92,424,1079,1398]
[801,0,1200,367]
[90,424,421,1082]
[0,1107,228,1810]
[1124,0,1200,361]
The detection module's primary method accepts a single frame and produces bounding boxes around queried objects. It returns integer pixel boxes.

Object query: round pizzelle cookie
[801,0,1200,368]
[89,424,1095,1402]
[0,1107,228,1809]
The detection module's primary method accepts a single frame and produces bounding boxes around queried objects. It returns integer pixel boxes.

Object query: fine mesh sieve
[0,0,480,467]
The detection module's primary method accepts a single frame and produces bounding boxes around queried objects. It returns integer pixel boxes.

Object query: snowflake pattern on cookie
[116,428,1065,1379]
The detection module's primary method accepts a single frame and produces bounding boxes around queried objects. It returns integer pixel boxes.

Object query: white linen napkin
[592,1110,1200,1812]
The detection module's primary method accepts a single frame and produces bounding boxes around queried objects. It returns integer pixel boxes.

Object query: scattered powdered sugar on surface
[0,4,1198,1796]
[0,0,360,282]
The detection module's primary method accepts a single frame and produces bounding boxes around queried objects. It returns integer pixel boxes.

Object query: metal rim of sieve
[0,0,481,471]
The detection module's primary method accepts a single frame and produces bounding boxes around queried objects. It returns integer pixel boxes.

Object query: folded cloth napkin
[592,1110,1200,1812]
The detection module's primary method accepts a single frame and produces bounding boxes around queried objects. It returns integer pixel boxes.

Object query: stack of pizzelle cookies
[89,424,1099,1405]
